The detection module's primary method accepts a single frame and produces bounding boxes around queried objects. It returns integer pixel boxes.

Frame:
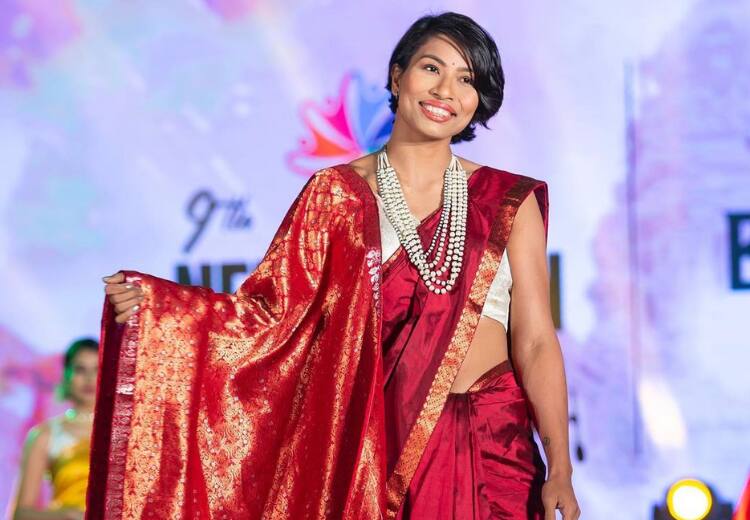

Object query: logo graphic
[183,190,253,254]
[287,71,394,176]
[176,189,255,293]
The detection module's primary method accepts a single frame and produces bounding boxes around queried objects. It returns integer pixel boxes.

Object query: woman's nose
[430,79,454,101]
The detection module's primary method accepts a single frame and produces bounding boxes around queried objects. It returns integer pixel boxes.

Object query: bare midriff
[448,315,509,393]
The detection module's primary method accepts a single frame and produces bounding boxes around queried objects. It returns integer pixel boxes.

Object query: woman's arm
[13,425,82,520]
[507,192,580,520]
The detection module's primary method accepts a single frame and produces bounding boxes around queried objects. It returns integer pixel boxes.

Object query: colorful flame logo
[286,71,394,176]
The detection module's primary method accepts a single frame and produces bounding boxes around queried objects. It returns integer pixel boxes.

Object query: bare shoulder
[346,152,379,194]
[509,189,547,248]
[347,153,377,178]
[21,420,51,461]
[26,420,51,446]
[455,156,485,176]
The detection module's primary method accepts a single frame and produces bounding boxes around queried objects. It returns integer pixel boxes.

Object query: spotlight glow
[666,479,713,520]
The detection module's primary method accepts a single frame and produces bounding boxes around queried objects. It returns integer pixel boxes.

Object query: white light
[667,479,713,520]
[637,375,687,449]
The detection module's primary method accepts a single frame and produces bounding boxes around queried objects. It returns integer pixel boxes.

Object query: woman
[13,338,98,520]
[96,12,579,519]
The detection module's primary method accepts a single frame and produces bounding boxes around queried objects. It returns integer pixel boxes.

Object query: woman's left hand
[542,474,580,519]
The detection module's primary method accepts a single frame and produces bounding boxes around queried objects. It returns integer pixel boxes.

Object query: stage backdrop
[1,1,748,517]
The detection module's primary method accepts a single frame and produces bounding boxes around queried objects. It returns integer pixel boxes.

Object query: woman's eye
[462,76,474,84]
[424,64,438,73]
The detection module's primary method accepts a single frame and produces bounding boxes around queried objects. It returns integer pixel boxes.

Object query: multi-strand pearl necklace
[375,146,468,294]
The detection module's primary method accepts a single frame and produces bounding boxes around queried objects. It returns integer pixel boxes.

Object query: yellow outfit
[47,416,90,511]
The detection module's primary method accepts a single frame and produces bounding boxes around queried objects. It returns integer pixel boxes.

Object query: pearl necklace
[375,146,467,294]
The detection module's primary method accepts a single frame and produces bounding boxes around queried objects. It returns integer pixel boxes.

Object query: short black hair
[385,12,505,144]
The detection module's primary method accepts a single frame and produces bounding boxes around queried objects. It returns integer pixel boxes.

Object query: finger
[105,283,142,297]
[102,272,124,283]
[114,304,141,324]
[560,502,580,520]
[109,290,142,305]
[543,501,556,520]
[114,296,143,315]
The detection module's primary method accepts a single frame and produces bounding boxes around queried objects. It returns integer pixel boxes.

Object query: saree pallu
[380,166,548,519]
[87,167,387,519]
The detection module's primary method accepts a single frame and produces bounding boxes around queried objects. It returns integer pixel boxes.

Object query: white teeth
[422,104,451,117]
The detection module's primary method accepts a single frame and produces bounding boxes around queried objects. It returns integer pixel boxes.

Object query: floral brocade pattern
[88,167,386,519]
[366,249,382,301]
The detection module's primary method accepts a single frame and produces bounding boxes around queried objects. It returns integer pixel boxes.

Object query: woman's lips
[419,102,455,123]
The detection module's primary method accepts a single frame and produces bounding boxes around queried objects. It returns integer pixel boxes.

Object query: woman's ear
[390,64,402,96]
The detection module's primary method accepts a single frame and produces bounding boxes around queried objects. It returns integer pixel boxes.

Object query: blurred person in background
[12,338,98,520]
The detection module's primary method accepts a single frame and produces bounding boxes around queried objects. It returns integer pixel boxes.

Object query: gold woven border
[384,177,539,518]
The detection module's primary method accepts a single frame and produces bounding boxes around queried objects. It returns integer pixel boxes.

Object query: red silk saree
[86,164,548,519]
[379,166,548,519]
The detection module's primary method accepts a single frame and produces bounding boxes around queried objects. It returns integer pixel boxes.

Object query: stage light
[652,478,733,520]
[666,479,712,520]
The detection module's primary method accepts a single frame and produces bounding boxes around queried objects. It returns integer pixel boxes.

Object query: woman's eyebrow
[418,53,471,73]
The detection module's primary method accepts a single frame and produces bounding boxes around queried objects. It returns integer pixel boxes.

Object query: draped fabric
[378,166,548,518]
[86,163,548,520]
[86,167,386,519]
[396,362,546,519]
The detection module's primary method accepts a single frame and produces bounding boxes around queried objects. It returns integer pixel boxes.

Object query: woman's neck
[385,132,453,189]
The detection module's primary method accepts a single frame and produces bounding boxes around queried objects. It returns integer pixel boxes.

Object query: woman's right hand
[102,272,144,324]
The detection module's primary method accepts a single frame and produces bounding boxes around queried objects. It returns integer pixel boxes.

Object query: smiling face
[390,34,480,143]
